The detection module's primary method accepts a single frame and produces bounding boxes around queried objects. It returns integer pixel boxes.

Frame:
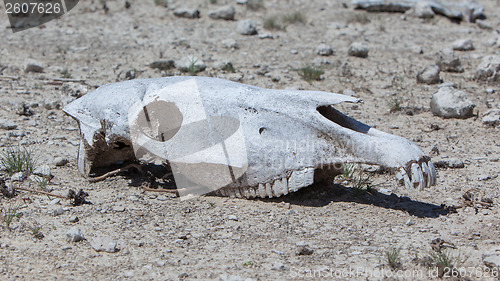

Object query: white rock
[176,56,206,73]
[208,5,235,20]
[451,39,474,51]
[482,109,500,127]
[430,87,475,119]
[476,55,500,83]
[10,172,25,182]
[0,119,18,130]
[90,236,118,253]
[226,215,238,221]
[316,44,333,56]
[236,0,247,4]
[173,8,200,19]
[436,48,463,72]
[53,157,69,167]
[221,38,238,49]
[62,83,88,98]
[66,227,84,242]
[406,1,435,18]
[34,165,52,178]
[69,216,79,223]
[49,198,61,205]
[348,42,368,58]
[24,59,44,73]
[417,64,440,84]
[236,20,257,35]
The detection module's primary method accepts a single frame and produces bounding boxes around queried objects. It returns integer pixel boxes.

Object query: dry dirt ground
[0,0,499,280]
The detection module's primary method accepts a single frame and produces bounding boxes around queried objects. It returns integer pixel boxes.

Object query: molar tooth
[265,183,273,198]
[258,183,266,198]
[421,162,430,188]
[272,179,285,197]
[411,163,425,190]
[281,177,288,195]
[287,168,314,192]
[428,161,437,186]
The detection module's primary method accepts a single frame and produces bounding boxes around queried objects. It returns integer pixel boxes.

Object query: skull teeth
[218,167,315,199]
[397,159,436,190]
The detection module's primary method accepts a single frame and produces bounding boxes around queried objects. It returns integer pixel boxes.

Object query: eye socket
[259,127,266,134]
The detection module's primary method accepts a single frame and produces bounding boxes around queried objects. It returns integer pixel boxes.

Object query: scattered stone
[482,109,500,127]
[483,247,500,268]
[53,157,69,167]
[236,20,257,35]
[406,1,434,18]
[476,55,500,83]
[236,0,247,4]
[434,157,465,168]
[478,174,491,181]
[62,83,88,98]
[66,227,84,242]
[178,272,189,279]
[476,20,492,30]
[417,64,440,84]
[430,87,475,119]
[173,7,200,19]
[451,39,474,51]
[49,198,61,205]
[10,172,25,182]
[112,206,125,212]
[157,195,169,201]
[69,216,79,223]
[316,44,333,56]
[176,56,206,73]
[0,119,18,130]
[348,42,369,58]
[33,165,52,178]
[24,59,44,73]
[258,33,273,39]
[406,219,415,226]
[436,48,463,72]
[221,38,238,49]
[90,236,118,253]
[15,102,34,116]
[148,60,175,70]
[208,5,235,20]
[226,215,238,221]
[296,246,314,256]
[53,208,65,216]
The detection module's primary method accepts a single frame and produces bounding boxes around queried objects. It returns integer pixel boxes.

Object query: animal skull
[63,77,436,199]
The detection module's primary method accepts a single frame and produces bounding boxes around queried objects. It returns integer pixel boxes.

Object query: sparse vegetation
[342,163,357,179]
[247,0,264,10]
[188,58,199,76]
[61,69,72,79]
[347,13,370,24]
[282,11,306,24]
[352,172,373,197]
[263,17,284,31]
[431,249,465,277]
[386,247,402,269]
[29,221,44,239]
[2,202,22,229]
[209,0,217,4]
[298,65,324,83]
[0,145,38,175]
[154,0,168,7]
[221,62,236,73]
[388,96,402,112]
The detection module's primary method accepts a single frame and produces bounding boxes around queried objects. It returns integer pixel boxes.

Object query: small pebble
[66,227,84,242]
[69,216,79,223]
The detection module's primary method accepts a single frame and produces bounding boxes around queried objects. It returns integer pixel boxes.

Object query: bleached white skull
[63,76,436,199]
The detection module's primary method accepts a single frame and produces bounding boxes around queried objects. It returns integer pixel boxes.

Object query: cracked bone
[63,77,436,199]
[351,0,484,22]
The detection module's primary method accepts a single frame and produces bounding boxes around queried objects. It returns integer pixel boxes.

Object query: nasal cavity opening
[317,105,370,134]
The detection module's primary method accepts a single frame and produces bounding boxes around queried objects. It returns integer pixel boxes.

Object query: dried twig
[14,186,67,199]
[0,75,20,80]
[88,163,143,183]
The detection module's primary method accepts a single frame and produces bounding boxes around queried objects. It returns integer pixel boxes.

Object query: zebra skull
[63,77,436,199]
